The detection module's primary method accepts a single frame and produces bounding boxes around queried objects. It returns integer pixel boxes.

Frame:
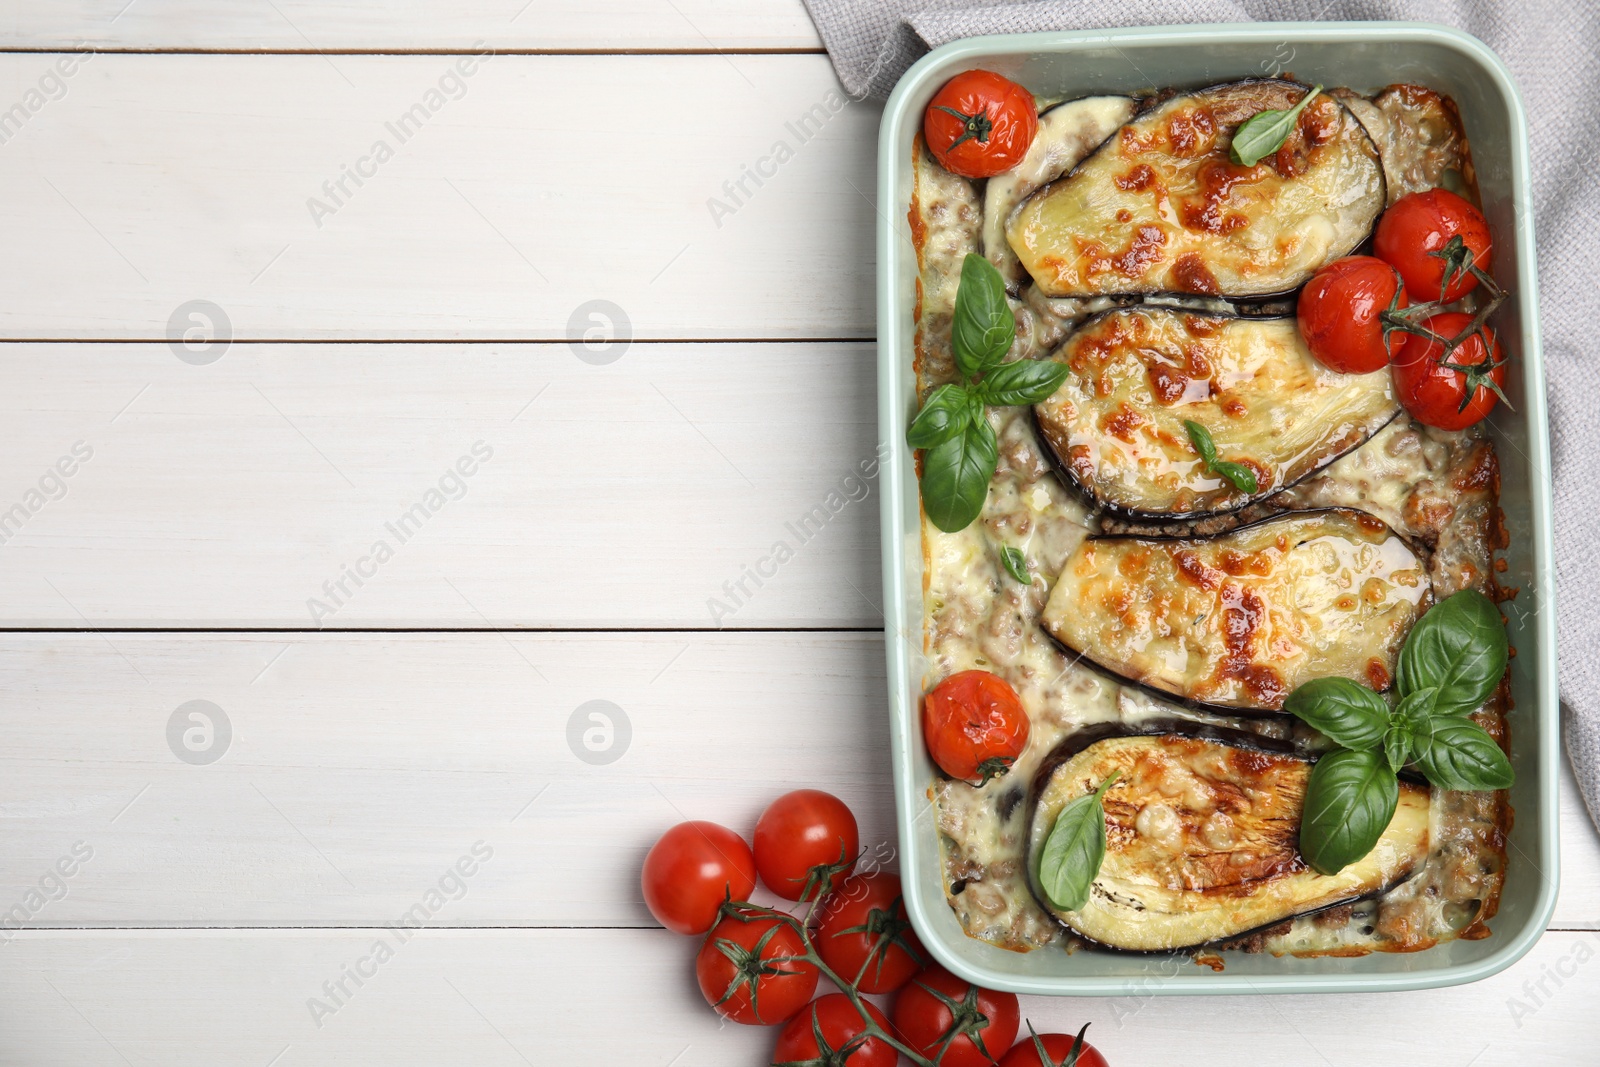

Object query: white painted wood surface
[0,9,1591,1063]
[0,342,880,627]
[0,633,896,925]
[0,53,875,341]
[0,0,824,52]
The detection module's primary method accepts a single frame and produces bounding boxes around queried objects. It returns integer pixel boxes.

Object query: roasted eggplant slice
[1034,307,1399,517]
[1027,728,1430,951]
[983,96,1139,289]
[1041,509,1429,712]
[1007,80,1385,298]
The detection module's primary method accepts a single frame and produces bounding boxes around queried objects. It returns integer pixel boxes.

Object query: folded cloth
[801,0,1600,828]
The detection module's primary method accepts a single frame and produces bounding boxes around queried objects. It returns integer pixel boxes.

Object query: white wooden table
[0,4,1594,1063]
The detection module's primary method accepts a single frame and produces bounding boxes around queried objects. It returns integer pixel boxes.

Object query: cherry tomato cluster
[1298,188,1510,431]
[642,788,1107,1066]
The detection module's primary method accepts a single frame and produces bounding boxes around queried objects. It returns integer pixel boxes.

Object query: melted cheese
[1007,82,1385,297]
[1041,511,1429,710]
[1030,735,1431,951]
[1034,308,1399,515]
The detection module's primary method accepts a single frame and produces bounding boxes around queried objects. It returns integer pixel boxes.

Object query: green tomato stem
[721,894,940,1067]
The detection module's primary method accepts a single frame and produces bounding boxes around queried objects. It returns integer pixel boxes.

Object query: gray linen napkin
[801,0,1600,827]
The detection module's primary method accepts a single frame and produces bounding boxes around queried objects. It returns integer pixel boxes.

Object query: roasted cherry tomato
[893,963,1020,1067]
[1373,188,1493,303]
[923,670,1031,785]
[641,821,755,935]
[998,1026,1111,1067]
[1390,311,1506,431]
[754,789,860,902]
[813,872,926,994]
[1297,255,1409,373]
[923,69,1038,178]
[696,911,818,1026]
[770,995,898,1067]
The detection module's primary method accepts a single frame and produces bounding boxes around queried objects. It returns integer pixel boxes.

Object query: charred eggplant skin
[1025,725,1430,953]
[1006,79,1386,300]
[1040,508,1432,715]
[1032,307,1401,520]
[1028,718,1303,796]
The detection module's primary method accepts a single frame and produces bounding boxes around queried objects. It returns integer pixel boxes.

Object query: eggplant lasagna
[910,79,1511,957]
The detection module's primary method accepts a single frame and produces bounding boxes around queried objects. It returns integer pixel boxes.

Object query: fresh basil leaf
[1413,717,1514,791]
[966,390,988,429]
[1383,689,1438,773]
[1184,420,1258,493]
[1391,686,1438,730]
[1000,545,1029,584]
[919,412,997,533]
[1209,460,1259,494]
[1395,589,1508,716]
[976,358,1071,407]
[907,384,973,449]
[1037,773,1120,912]
[1383,724,1411,775]
[1299,748,1398,876]
[1183,419,1218,464]
[1282,677,1390,750]
[1229,84,1324,167]
[951,253,1015,379]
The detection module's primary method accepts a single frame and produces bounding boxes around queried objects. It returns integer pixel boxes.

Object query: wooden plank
[3,928,1598,1064]
[0,0,824,52]
[0,53,874,340]
[0,632,895,926]
[1,632,1592,929]
[0,341,881,628]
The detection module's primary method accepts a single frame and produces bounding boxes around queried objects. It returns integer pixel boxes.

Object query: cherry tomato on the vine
[770,995,899,1067]
[893,963,1020,1067]
[1373,188,1492,303]
[641,821,755,936]
[998,1025,1111,1067]
[923,670,1031,785]
[696,910,818,1026]
[1391,312,1506,431]
[1297,255,1409,374]
[813,872,926,994]
[923,69,1038,178]
[754,789,860,902]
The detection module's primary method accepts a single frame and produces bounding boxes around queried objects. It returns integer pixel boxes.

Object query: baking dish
[876,21,1555,995]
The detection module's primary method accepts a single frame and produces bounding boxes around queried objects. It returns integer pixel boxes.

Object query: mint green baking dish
[876,22,1556,995]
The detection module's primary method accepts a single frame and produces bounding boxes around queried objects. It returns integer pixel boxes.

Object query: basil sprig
[1284,589,1512,874]
[1229,84,1323,167]
[1036,773,1120,912]
[909,254,1070,532]
[1183,419,1258,494]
